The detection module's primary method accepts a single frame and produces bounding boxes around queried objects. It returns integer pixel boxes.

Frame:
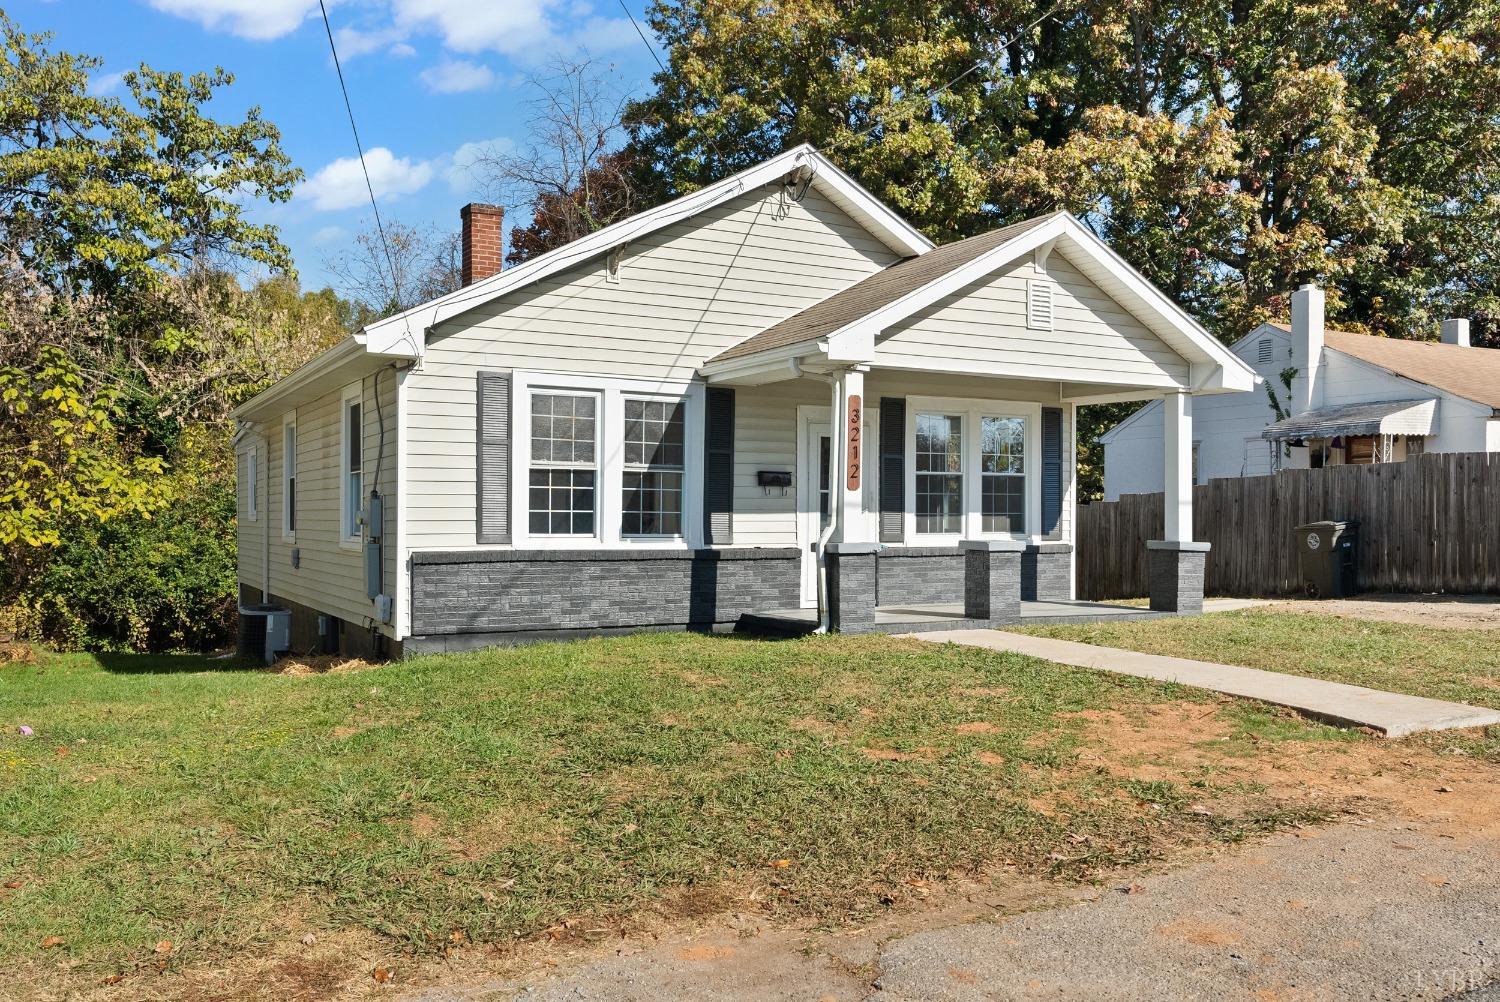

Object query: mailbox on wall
[757,470,792,496]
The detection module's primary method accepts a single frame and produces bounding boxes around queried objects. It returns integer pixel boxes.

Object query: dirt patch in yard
[1263,593,1500,630]
[1074,699,1500,838]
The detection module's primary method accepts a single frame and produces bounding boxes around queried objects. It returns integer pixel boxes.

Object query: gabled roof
[705,211,1256,394]
[1266,324,1500,410]
[708,216,1053,363]
[359,144,934,358]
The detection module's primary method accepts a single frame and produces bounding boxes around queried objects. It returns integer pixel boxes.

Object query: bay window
[528,392,597,535]
[621,397,685,536]
[915,412,963,534]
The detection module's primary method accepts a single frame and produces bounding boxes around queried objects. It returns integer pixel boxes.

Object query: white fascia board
[231,336,364,421]
[699,341,824,384]
[360,144,933,358]
[1058,218,1256,391]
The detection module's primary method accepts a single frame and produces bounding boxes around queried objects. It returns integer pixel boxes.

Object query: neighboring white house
[232,144,1256,657]
[1100,285,1500,500]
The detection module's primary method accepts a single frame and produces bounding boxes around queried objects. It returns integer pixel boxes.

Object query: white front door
[797,407,833,607]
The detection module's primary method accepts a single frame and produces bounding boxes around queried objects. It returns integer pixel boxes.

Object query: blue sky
[13,0,662,293]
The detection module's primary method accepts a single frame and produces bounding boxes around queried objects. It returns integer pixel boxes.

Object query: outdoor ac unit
[238,604,291,664]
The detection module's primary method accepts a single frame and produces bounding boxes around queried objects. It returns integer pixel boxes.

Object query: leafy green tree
[629,0,1500,498]
[0,14,298,296]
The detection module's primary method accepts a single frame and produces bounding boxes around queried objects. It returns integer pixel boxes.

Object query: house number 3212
[846,394,862,491]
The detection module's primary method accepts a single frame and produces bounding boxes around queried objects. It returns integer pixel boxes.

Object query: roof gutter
[231,336,366,421]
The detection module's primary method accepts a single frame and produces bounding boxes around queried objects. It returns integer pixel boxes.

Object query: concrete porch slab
[905,630,1500,738]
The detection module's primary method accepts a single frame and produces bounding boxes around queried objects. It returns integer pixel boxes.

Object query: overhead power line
[315,0,417,351]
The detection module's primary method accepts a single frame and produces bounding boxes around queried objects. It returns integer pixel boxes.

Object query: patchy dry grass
[1,632,1359,995]
[1016,608,1500,762]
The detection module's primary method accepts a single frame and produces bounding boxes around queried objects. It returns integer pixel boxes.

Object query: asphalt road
[406,818,1500,1002]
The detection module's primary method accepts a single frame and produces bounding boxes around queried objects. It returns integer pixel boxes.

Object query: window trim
[509,372,705,550]
[340,383,364,549]
[526,387,602,539]
[244,446,258,522]
[620,393,688,539]
[904,396,1042,545]
[281,411,297,541]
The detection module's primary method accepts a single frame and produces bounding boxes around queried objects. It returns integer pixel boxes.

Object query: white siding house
[1101,293,1500,500]
[233,145,1256,657]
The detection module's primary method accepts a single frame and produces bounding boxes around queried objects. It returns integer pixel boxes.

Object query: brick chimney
[1440,318,1470,348]
[460,203,504,286]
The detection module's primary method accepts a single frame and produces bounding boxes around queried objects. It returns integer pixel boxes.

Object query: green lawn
[1017,609,1500,759]
[0,633,1342,987]
[1017,609,1500,708]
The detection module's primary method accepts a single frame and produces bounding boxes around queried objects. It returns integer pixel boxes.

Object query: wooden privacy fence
[1077,452,1500,599]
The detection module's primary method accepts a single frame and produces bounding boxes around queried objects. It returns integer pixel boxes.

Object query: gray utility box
[1294,520,1359,599]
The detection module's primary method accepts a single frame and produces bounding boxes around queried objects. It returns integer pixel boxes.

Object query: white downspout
[814,373,843,633]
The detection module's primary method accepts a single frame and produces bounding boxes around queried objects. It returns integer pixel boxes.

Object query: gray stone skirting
[961,540,1024,624]
[408,547,801,650]
[826,543,879,633]
[1147,540,1211,614]
[875,543,1072,605]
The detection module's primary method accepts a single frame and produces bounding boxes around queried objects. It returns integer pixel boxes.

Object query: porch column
[961,540,1024,624]
[1149,389,1209,613]
[833,368,869,543]
[825,542,878,633]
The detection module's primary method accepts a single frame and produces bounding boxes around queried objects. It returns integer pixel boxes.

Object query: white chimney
[1440,317,1470,348]
[1290,283,1325,415]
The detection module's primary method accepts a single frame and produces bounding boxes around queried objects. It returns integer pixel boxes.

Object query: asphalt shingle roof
[1267,324,1500,410]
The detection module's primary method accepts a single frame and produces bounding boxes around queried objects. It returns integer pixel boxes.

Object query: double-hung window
[282,416,297,538]
[342,390,363,541]
[980,416,1025,533]
[621,397,685,536]
[528,392,598,535]
[915,413,963,534]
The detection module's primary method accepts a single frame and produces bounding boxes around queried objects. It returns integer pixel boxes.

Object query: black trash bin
[1294,520,1359,598]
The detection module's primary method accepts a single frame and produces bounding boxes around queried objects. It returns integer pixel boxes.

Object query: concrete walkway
[905,630,1500,738]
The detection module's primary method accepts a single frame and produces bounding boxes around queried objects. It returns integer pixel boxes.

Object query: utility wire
[316,0,417,353]
[845,2,1081,143]
[614,0,733,168]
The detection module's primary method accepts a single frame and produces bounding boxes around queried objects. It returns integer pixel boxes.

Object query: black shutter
[703,387,735,545]
[879,397,905,542]
[477,371,512,544]
[1041,406,1063,535]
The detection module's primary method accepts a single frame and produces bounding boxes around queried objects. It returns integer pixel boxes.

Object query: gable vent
[1027,279,1054,331]
[1257,338,1273,364]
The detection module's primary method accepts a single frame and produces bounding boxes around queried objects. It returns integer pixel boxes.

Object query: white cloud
[88,71,126,96]
[569,16,639,54]
[312,224,349,246]
[387,0,634,59]
[300,148,435,211]
[143,0,319,40]
[419,59,496,94]
[446,135,514,192]
[388,41,417,58]
[332,24,408,59]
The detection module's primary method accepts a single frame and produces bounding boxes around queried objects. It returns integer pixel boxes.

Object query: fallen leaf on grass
[100,974,123,985]
[372,966,393,983]
[767,858,792,868]
[1122,883,1146,895]
[154,940,172,954]
[300,933,317,946]
[40,936,65,949]
[4,880,22,889]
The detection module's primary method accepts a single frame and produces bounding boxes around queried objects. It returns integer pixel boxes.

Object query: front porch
[738,597,1176,637]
